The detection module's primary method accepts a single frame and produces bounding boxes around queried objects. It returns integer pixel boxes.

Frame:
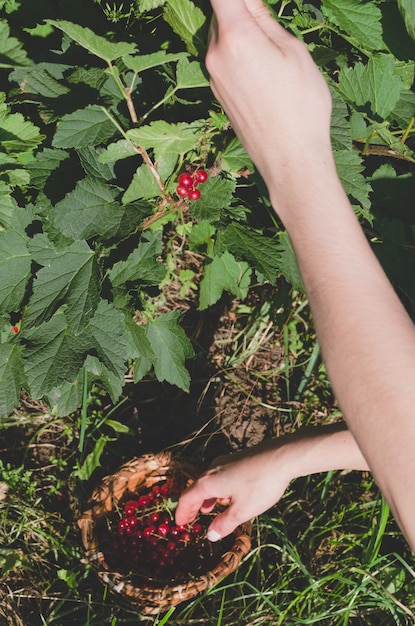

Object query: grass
[1,295,415,625]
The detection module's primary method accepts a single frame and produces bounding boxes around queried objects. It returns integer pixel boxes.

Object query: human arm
[177,0,415,549]
[176,424,369,541]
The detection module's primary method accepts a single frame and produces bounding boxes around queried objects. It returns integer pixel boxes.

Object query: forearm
[280,423,370,478]
[268,164,415,545]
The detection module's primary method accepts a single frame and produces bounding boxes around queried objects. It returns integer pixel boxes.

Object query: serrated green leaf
[330,88,351,151]
[25,238,100,331]
[199,251,251,310]
[189,176,236,222]
[138,0,166,9]
[0,344,25,417]
[26,148,68,189]
[142,311,194,391]
[0,183,18,230]
[0,230,31,313]
[51,177,127,240]
[9,65,70,98]
[109,231,166,287]
[52,105,116,149]
[127,120,203,161]
[24,312,86,397]
[76,146,115,181]
[0,103,44,153]
[99,139,137,164]
[163,0,207,57]
[175,57,209,89]
[398,0,415,41]
[122,164,161,204]
[337,55,403,121]
[46,20,137,63]
[46,355,123,416]
[127,322,154,382]
[333,150,372,209]
[85,300,128,379]
[220,223,281,283]
[374,122,415,163]
[220,138,253,175]
[123,51,187,74]
[321,0,385,51]
[277,232,304,292]
[0,20,29,68]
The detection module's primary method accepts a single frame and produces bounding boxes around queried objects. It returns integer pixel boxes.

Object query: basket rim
[78,451,252,614]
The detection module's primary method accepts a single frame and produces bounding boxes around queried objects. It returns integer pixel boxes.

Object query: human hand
[175,441,293,541]
[207,0,334,209]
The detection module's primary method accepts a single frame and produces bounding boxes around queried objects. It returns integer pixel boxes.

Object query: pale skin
[176,0,415,550]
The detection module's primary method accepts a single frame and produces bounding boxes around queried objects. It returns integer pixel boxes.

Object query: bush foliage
[0,0,414,419]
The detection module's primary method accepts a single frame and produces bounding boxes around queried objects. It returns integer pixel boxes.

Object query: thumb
[206,505,245,542]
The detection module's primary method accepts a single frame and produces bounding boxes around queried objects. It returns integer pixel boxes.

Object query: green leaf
[175,57,209,89]
[337,55,404,121]
[46,19,137,63]
[330,88,351,151]
[0,229,31,314]
[25,238,100,331]
[277,232,304,292]
[0,103,44,153]
[123,51,188,74]
[0,344,25,417]
[220,223,281,283]
[199,251,251,310]
[333,150,372,210]
[26,148,68,189]
[75,435,111,480]
[109,231,166,287]
[163,0,207,57]
[85,300,128,379]
[138,0,166,9]
[321,0,385,51]
[189,176,236,222]
[0,183,18,230]
[398,0,415,41]
[127,120,203,161]
[122,164,162,204]
[127,323,154,382]
[9,64,70,98]
[220,138,253,175]
[138,311,194,391]
[98,139,137,164]
[51,177,127,240]
[52,105,116,149]
[76,146,115,181]
[24,312,86,397]
[0,20,29,68]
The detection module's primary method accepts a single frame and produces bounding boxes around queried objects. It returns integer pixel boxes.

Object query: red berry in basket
[180,531,192,545]
[138,494,151,508]
[158,523,169,537]
[151,485,162,498]
[194,169,208,184]
[188,188,201,201]
[191,522,203,536]
[143,525,156,538]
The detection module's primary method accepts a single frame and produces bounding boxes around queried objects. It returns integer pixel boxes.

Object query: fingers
[206,504,247,542]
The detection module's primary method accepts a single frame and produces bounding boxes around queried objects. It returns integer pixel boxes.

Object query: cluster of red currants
[99,478,214,581]
[176,168,208,201]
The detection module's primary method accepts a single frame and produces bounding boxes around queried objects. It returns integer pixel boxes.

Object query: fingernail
[207,529,221,542]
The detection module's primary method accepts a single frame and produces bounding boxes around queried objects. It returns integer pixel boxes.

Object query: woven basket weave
[78,451,252,615]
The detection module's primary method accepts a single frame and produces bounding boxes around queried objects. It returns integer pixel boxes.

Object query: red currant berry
[138,494,151,509]
[158,523,169,537]
[124,500,137,516]
[180,531,192,545]
[176,185,189,197]
[178,172,194,188]
[151,485,162,497]
[143,525,156,538]
[12,325,19,334]
[188,188,201,201]
[195,169,208,184]
[191,523,203,536]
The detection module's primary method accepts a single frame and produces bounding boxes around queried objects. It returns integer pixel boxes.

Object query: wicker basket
[78,451,252,615]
